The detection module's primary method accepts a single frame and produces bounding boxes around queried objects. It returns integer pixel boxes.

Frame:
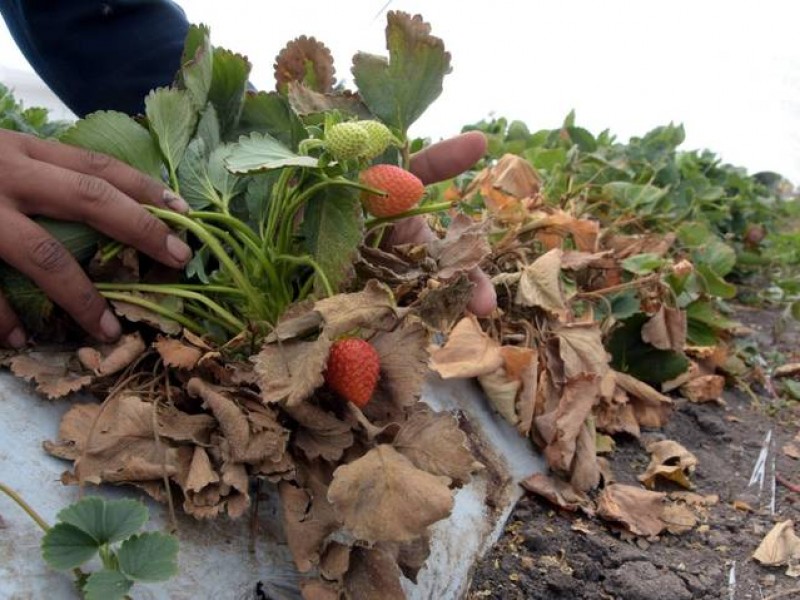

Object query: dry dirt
[468,302,800,600]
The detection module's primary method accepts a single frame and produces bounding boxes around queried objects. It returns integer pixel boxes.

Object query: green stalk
[264,168,295,250]
[188,211,261,245]
[364,201,455,229]
[100,291,204,334]
[97,283,245,296]
[147,207,266,319]
[96,284,245,332]
[0,482,50,532]
[274,254,334,298]
[200,223,250,272]
[184,303,242,337]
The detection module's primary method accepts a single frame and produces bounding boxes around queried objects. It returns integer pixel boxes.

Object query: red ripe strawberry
[324,338,380,408]
[359,164,424,218]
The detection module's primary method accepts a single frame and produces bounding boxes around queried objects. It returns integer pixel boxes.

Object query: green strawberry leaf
[195,103,222,153]
[352,11,451,134]
[692,238,737,277]
[57,496,148,545]
[41,523,99,570]
[621,253,668,275]
[117,532,179,582]
[300,184,364,294]
[209,48,251,139]
[601,182,668,211]
[607,314,690,385]
[145,88,197,175]
[83,570,133,600]
[696,264,737,299]
[177,137,217,209]
[237,91,308,151]
[179,24,213,109]
[225,132,318,172]
[60,111,164,180]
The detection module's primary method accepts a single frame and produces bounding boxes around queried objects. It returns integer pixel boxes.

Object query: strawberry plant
[0,485,178,600]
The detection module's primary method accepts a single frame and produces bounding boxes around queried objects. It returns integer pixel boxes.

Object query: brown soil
[468,302,800,600]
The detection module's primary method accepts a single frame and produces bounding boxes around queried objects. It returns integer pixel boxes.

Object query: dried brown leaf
[153,335,202,369]
[328,445,454,543]
[314,280,398,338]
[533,210,600,252]
[571,422,600,492]
[478,346,538,435]
[553,323,610,381]
[641,306,686,352]
[680,375,725,403]
[429,315,503,378]
[287,402,354,462]
[10,352,92,399]
[288,82,371,118]
[274,35,335,93]
[280,463,340,573]
[662,502,697,534]
[515,248,567,315]
[301,579,341,600]
[639,440,698,490]
[415,274,474,331]
[343,545,406,600]
[521,473,594,514]
[110,293,182,335]
[428,218,491,280]
[371,321,429,408]
[77,333,146,376]
[614,371,673,428]
[537,375,600,475]
[596,484,666,537]
[393,406,480,485]
[254,334,332,406]
[320,542,351,582]
[753,520,800,571]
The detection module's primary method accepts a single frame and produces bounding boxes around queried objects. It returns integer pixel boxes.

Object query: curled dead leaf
[429,315,503,379]
[639,439,698,490]
[641,306,686,353]
[10,352,92,399]
[515,248,567,316]
[393,406,481,486]
[274,35,335,93]
[596,484,666,537]
[680,375,725,403]
[343,545,406,600]
[77,333,146,377]
[328,445,454,543]
[371,321,429,408]
[253,334,332,406]
[521,473,594,514]
[153,335,203,369]
[287,402,354,462]
[753,520,800,575]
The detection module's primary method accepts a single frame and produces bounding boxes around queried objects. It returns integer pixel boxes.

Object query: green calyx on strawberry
[324,337,380,408]
[359,164,425,218]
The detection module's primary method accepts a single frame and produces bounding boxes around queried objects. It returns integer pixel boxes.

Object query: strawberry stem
[0,481,50,532]
[100,291,204,334]
[364,201,455,229]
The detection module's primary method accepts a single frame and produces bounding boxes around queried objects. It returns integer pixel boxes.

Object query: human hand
[386,131,497,316]
[0,129,192,347]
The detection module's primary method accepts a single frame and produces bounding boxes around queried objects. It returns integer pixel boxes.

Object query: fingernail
[163,190,190,213]
[6,327,26,349]
[167,234,192,264]
[100,309,121,341]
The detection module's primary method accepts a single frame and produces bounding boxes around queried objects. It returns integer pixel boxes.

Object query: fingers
[10,159,191,270]
[466,267,497,317]
[0,208,121,342]
[0,291,26,349]
[20,133,189,213]
[409,131,487,185]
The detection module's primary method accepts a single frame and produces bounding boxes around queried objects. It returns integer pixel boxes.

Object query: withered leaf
[393,406,480,485]
[300,579,341,600]
[77,333,146,377]
[43,402,100,460]
[597,484,666,537]
[274,35,335,93]
[680,374,725,403]
[67,394,179,484]
[662,502,697,535]
[320,542,351,582]
[10,352,92,399]
[515,248,567,315]
[571,421,600,492]
[639,440,698,490]
[371,321,429,408]
[427,217,491,280]
[521,473,594,514]
[314,280,398,337]
[553,323,610,381]
[110,293,182,335]
[394,535,431,583]
[287,402,354,462]
[478,346,538,435]
[328,445,454,543]
[753,520,800,571]
[153,335,203,369]
[343,545,406,600]
[429,315,503,378]
[533,210,599,252]
[641,306,686,353]
[614,371,673,428]
[537,375,600,475]
[254,334,332,406]
[280,464,340,573]
[188,378,288,464]
[415,274,474,331]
